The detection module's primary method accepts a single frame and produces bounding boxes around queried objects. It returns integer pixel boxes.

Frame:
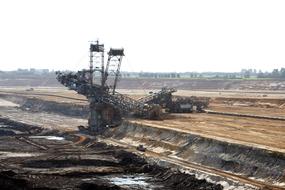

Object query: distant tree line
[239,68,285,79]
[140,72,181,78]
[2,68,285,80]
[257,68,285,79]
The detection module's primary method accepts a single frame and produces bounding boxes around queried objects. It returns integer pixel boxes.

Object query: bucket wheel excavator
[56,41,209,133]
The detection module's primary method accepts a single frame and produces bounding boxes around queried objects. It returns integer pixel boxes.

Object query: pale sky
[0,0,284,72]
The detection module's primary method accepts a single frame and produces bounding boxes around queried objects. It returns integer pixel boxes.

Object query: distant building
[17,68,29,73]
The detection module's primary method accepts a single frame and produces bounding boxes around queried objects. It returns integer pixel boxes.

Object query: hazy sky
[0,0,284,72]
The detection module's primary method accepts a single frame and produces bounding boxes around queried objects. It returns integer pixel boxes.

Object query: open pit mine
[0,41,284,190]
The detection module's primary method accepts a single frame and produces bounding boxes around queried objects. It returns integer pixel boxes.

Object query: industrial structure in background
[56,41,209,133]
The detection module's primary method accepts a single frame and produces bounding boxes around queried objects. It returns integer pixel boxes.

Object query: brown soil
[1,88,285,152]
[129,113,285,153]
[0,88,284,189]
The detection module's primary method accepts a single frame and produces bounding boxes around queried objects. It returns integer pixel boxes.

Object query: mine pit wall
[1,94,285,187]
[21,98,89,117]
[0,94,89,118]
[105,121,285,187]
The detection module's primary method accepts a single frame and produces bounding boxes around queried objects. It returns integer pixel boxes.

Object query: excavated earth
[0,97,223,189]
[0,117,222,190]
[0,89,285,189]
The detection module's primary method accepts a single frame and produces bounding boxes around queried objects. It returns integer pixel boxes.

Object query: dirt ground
[129,113,285,153]
[0,103,221,190]
[119,89,285,118]
[0,87,285,151]
[1,87,285,117]
[124,89,285,153]
[0,87,284,189]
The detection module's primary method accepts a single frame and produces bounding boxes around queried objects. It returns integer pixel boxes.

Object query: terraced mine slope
[0,87,284,189]
[0,107,221,189]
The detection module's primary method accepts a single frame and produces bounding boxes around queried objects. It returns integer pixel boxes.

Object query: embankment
[104,121,285,188]
[0,93,89,118]
[1,93,284,189]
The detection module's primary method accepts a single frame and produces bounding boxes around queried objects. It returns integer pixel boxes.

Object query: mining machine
[56,41,209,133]
[56,41,172,132]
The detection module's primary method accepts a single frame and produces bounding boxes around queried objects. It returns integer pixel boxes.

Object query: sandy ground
[129,113,285,153]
